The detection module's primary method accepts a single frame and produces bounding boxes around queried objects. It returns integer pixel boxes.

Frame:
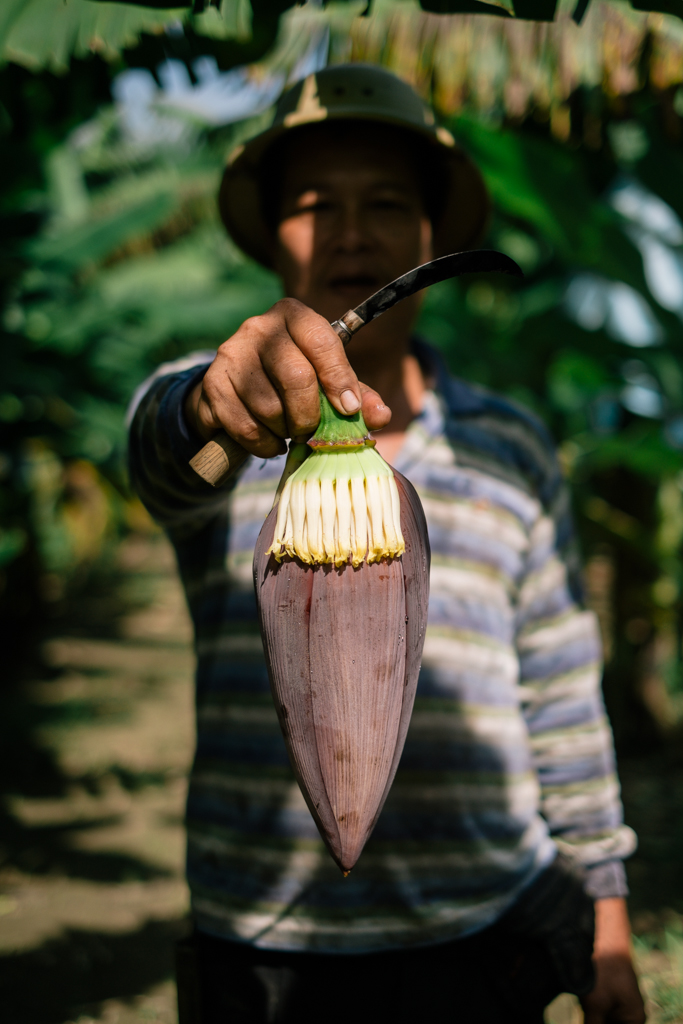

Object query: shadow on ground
[0,673,182,1022]
[0,535,193,1024]
[0,680,174,883]
[0,918,185,1024]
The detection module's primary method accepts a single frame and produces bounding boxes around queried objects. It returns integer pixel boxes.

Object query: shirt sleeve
[127,353,244,540]
[515,473,636,900]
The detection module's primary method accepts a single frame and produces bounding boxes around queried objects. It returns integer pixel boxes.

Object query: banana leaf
[2,0,683,78]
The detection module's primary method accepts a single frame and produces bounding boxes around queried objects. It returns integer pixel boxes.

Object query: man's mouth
[327,275,380,294]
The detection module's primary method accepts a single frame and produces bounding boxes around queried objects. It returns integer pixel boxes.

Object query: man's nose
[335,203,371,252]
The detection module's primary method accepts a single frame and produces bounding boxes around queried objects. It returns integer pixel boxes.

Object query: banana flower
[254,390,430,873]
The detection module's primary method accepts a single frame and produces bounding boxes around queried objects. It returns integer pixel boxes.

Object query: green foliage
[415,103,683,744]
[454,119,647,287]
[634,921,683,1021]
[1,0,184,74]
[2,0,683,79]
[3,41,683,746]
[4,128,280,462]
[0,86,281,643]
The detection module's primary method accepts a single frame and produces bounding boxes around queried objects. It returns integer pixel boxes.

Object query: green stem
[309,389,373,449]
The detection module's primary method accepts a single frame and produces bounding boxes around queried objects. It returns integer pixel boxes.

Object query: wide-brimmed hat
[219,64,490,269]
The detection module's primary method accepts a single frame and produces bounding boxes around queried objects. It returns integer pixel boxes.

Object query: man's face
[273,124,434,326]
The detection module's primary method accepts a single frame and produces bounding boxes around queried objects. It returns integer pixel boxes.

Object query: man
[129,64,645,1023]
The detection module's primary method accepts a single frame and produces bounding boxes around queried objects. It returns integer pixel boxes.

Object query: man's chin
[298,281,386,321]
[323,284,380,316]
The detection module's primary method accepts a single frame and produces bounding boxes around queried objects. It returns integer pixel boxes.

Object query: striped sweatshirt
[128,340,636,954]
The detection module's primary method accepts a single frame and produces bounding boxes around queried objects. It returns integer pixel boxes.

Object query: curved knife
[329,249,522,343]
[189,249,523,486]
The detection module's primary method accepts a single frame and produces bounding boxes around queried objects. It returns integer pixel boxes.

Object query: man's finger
[259,334,322,438]
[279,299,363,417]
[201,368,286,459]
[230,354,290,440]
[216,402,286,460]
[359,383,392,433]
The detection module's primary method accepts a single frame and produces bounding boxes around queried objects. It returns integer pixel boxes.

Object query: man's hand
[581,898,646,1024]
[185,298,391,458]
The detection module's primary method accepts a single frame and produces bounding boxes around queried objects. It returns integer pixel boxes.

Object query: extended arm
[128,355,231,540]
[516,481,644,1023]
[129,299,391,537]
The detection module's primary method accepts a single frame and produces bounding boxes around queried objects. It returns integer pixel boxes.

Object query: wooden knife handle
[189,317,360,488]
[189,432,249,488]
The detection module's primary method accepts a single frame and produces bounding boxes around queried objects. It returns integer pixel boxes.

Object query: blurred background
[2,0,683,1020]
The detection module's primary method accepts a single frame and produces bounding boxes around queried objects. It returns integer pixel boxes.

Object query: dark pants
[177,855,595,1024]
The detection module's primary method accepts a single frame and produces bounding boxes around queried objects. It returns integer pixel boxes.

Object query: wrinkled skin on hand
[185,298,391,457]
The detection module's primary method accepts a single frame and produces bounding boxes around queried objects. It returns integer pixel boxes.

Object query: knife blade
[330,249,523,343]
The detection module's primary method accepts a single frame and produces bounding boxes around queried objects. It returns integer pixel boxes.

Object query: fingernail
[340,389,361,414]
